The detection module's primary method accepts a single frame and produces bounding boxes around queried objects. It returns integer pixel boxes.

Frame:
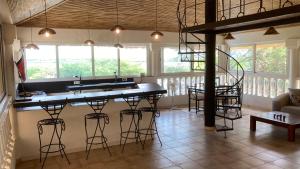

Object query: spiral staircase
[177,0,245,134]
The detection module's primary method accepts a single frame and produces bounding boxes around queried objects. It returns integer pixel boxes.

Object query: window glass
[256,43,286,74]
[94,46,118,76]
[58,45,92,78]
[162,47,190,73]
[120,46,147,76]
[25,45,57,79]
[230,46,253,71]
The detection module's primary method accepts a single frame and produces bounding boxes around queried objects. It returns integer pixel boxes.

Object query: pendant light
[38,0,56,37]
[224,32,235,40]
[151,0,164,40]
[264,26,279,35]
[111,0,124,34]
[26,11,39,50]
[84,0,95,45]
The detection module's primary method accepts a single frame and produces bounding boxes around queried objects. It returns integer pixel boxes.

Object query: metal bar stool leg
[86,118,100,160]
[121,115,135,153]
[98,121,111,156]
[41,124,57,169]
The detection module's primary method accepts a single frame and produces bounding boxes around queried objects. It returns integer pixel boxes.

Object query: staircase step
[215,111,242,120]
[215,125,233,132]
[184,42,207,45]
[179,51,206,54]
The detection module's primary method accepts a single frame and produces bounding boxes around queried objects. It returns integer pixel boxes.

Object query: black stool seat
[120,109,141,115]
[139,107,156,112]
[38,118,65,126]
[85,112,109,119]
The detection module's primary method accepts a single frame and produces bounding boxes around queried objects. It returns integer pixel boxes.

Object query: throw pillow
[289,88,300,106]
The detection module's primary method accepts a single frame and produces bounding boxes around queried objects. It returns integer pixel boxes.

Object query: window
[24,44,148,80]
[25,45,57,80]
[58,46,92,78]
[94,46,118,76]
[230,45,253,71]
[256,43,286,74]
[120,46,147,76]
[162,47,190,73]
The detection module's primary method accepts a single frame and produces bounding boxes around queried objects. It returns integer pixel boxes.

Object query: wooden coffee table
[250,111,300,142]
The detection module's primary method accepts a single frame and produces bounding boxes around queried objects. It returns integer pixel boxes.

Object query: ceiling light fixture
[111,0,124,34]
[264,26,279,35]
[26,10,39,50]
[224,32,235,40]
[38,0,56,37]
[84,0,95,45]
[151,0,163,40]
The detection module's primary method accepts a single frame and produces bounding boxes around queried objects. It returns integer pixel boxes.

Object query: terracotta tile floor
[16,108,300,169]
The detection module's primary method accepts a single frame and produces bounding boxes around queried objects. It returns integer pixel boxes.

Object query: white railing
[0,101,15,169]
[156,73,206,96]
[154,73,293,99]
[243,74,289,99]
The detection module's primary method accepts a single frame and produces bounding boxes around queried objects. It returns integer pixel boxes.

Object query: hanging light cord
[116,0,119,25]
[29,10,33,43]
[44,0,48,28]
[155,0,158,31]
[87,0,91,39]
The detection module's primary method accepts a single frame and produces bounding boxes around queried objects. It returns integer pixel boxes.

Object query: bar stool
[139,94,163,146]
[37,100,70,169]
[120,95,143,152]
[84,98,111,159]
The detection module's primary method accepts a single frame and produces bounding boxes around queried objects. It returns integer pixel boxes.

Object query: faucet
[73,75,82,85]
[114,72,118,82]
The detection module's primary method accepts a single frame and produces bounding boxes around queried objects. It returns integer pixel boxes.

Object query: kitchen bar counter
[14,83,167,108]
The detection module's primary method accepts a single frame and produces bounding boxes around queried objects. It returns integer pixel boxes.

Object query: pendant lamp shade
[38,27,56,37]
[39,0,56,37]
[84,40,95,45]
[25,43,39,50]
[264,27,279,35]
[151,31,164,40]
[224,33,235,40]
[111,25,124,34]
[151,0,163,40]
[114,43,123,48]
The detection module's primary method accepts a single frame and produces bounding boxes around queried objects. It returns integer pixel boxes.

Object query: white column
[150,42,161,77]
[286,39,300,88]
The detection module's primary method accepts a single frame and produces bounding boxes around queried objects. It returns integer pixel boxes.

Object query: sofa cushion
[289,88,300,106]
[281,106,300,114]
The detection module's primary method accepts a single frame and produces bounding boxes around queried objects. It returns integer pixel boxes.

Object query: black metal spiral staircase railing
[177,0,245,134]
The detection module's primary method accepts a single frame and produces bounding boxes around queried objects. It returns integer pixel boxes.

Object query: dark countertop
[13,83,167,108]
[66,81,137,91]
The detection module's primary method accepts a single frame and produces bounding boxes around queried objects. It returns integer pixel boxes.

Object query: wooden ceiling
[14,0,300,32]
